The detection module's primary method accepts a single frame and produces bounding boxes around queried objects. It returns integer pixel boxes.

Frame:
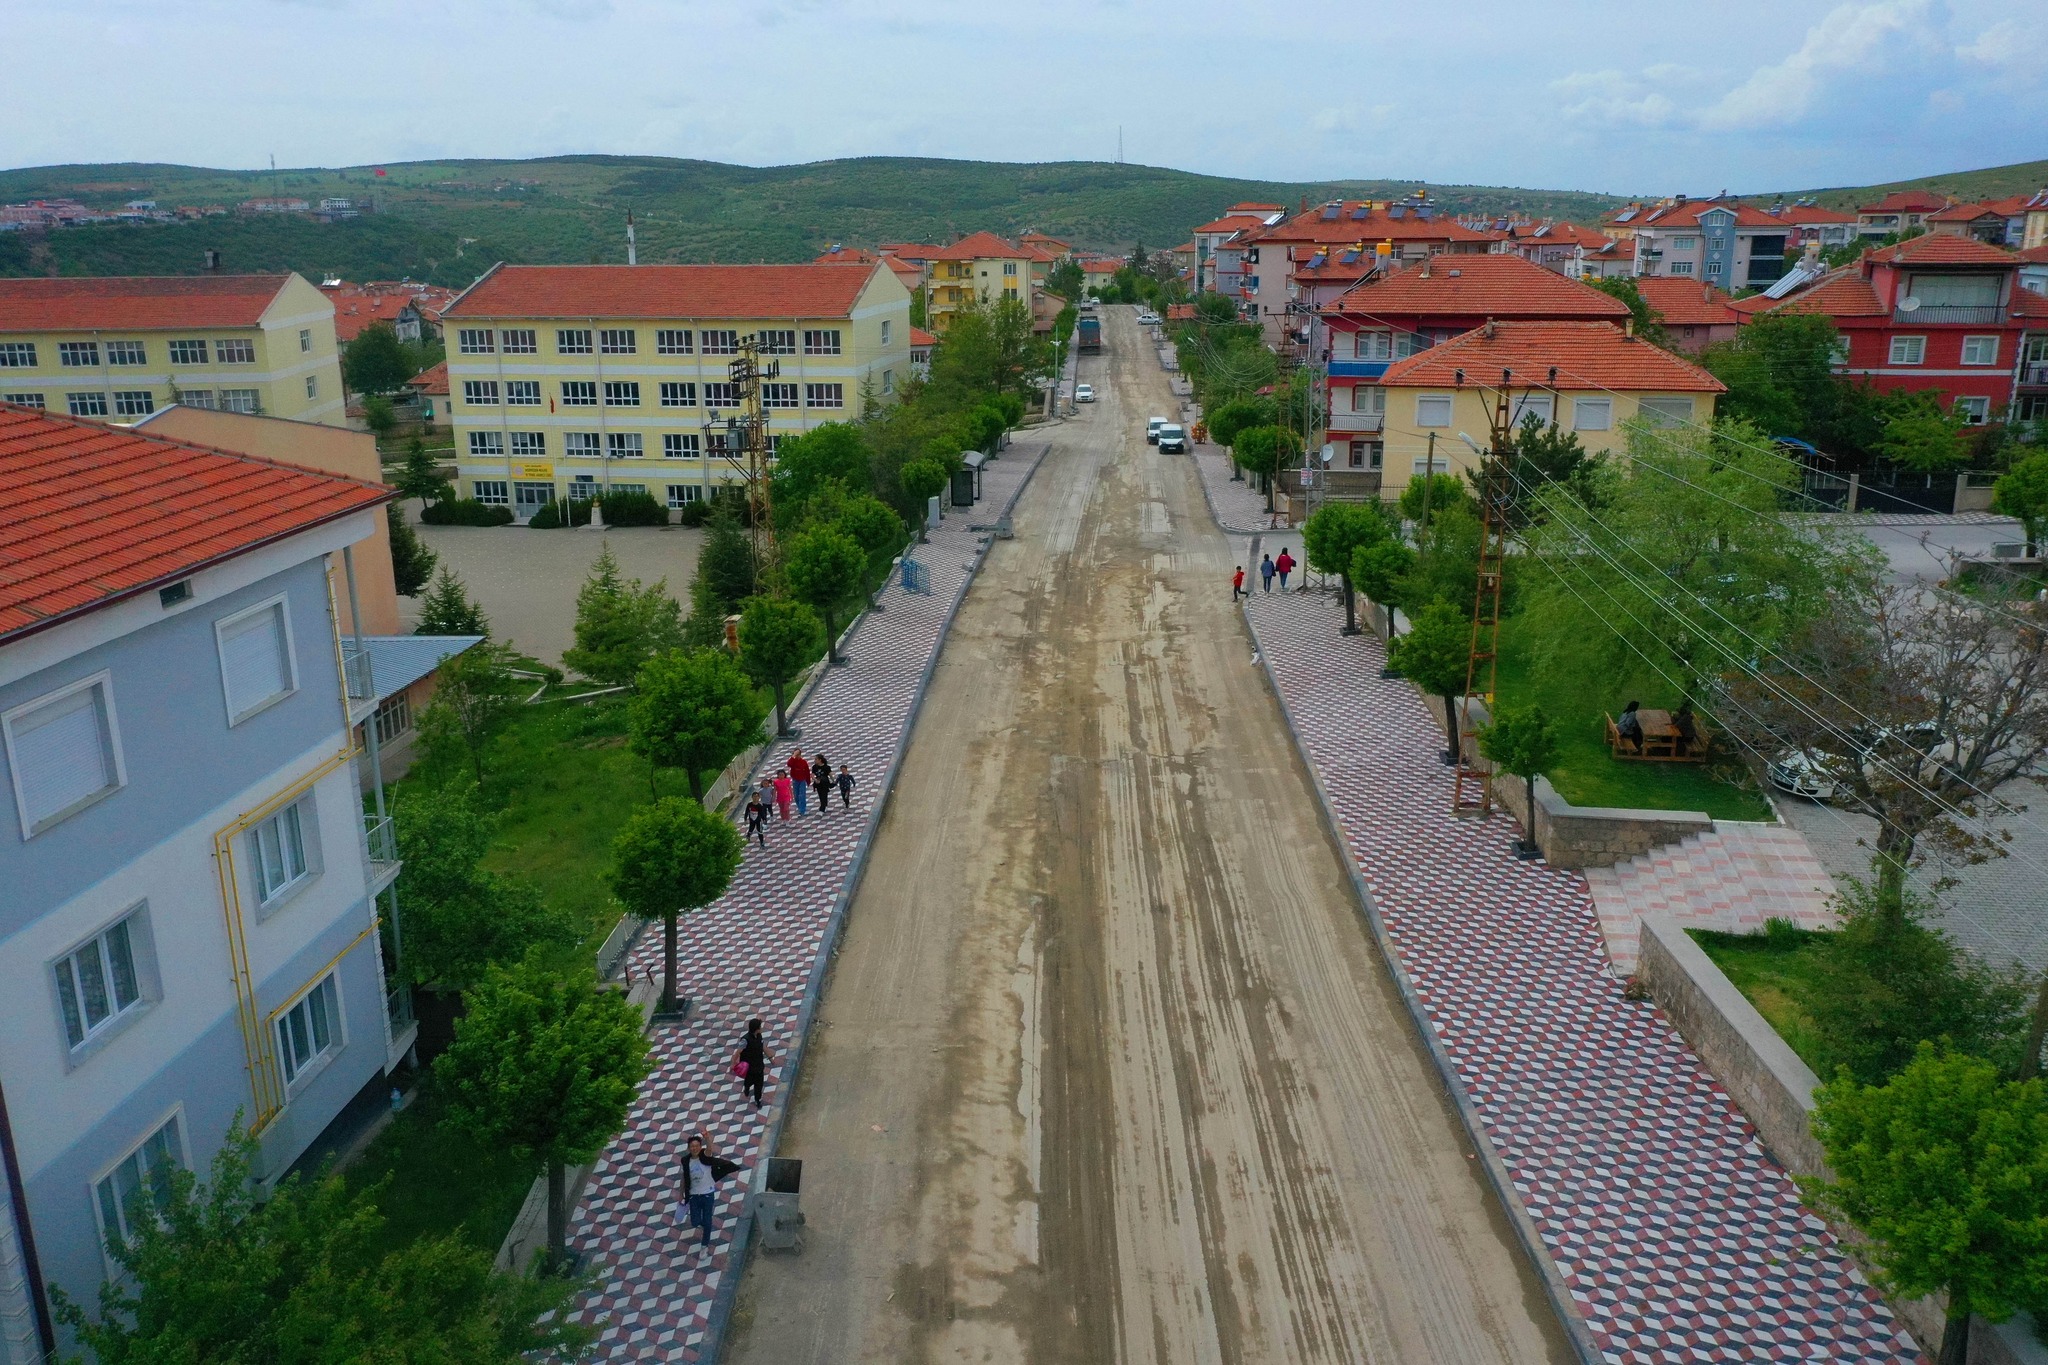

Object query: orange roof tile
[1251,202,1498,248]
[878,243,947,260]
[1981,193,2040,217]
[406,360,449,395]
[445,262,886,320]
[1194,212,1274,234]
[1377,321,1725,393]
[909,326,936,347]
[1768,203,1857,225]
[813,246,878,264]
[1730,266,1886,318]
[1864,234,2016,266]
[1508,221,1614,248]
[929,231,1025,262]
[319,281,457,342]
[0,403,392,643]
[2017,244,2048,264]
[0,274,296,333]
[1326,254,1630,321]
[1926,202,2002,223]
[1860,190,1950,213]
[1632,200,1786,230]
[1631,276,1741,328]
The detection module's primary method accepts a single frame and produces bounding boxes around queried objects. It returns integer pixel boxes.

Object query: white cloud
[1551,70,1680,126]
[1699,0,1940,129]
[1956,14,2048,70]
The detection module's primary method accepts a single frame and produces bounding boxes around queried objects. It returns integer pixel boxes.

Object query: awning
[360,634,484,706]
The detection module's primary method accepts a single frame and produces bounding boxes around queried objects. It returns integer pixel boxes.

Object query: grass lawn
[1490,614,1772,820]
[342,1088,536,1259]
[1688,924,1830,1073]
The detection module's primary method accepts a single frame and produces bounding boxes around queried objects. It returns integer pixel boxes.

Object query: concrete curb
[686,439,1053,1363]
[1240,607,1603,1365]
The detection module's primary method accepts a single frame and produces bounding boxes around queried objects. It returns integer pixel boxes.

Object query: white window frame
[603,381,641,407]
[249,793,320,910]
[213,594,298,726]
[175,389,213,409]
[462,380,501,406]
[304,375,318,400]
[762,383,799,409]
[660,382,697,408]
[704,382,738,409]
[656,329,694,355]
[560,381,598,407]
[805,382,845,409]
[509,431,546,459]
[1668,261,1695,276]
[90,1109,186,1265]
[663,433,700,458]
[457,328,495,355]
[606,432,645,458]
[881,369,894,395]
[598,328,637,355]
[880,321,891,346]
[564,432,601,459]
[0,342,38,368]
[803,329,842,355]
[1889,335,1926,365]
[272,971,344,1092]
[500,328,538,355]
[468,430,505,458]
[1960,335,1999,366]
[52,902,154,1060]
[702,330,739,356]
[1639,396,1695,427]
[556,328,593,355]
[1415,394,1452,428]
[758,330,796,355]
[3,392,44,408]
[1355,331,1393,361]
[220,388,260,413]
[67,392,109,418]
[167,339,207,365]
[298,329,311,354]
[1954,395,1991,425]
[105,340,146,366]
[3,671,127,839]
[216,339,256,365]
[112,390,155,417]
[666,484,702,508]
[505,380,541,406]
[1572,397,1613,431]
[473,479,510,506]
[59,341,100,368]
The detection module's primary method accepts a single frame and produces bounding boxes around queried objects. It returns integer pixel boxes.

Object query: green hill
[1758,158,2048,210]
[0,155,1626,287]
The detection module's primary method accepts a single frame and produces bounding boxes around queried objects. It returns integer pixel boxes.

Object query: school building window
[702,330,740,355]
[657,329,694,355]
[463,380,501,406]
[805,383,844,408]
[298,329,311,354]
[603,381,641,407]
[217,339,256,364]
[305,375,318,400]
[468,431,505,458]
[606,432,645,458]
[0,342,38,367]
[561,381,598,406]
[557,329,593,355]
[666,484,703,508]
[661,382,697,408]
[106,340,146,366]
[59,341,100,367]
[458,328,495,355]
[67,392,109,417]
[220,388,260,413]
[663,433,701,458]
[3,392,44,408]
[501,328,538,354]
[564,432,601,458]
[167,339,207,364]
[113,390,155,417]
[600,329,637,355]
[473,480,510,506]
[759,330,796,355]
[705,382,738,408]
[506,380,542,405]
[509,431,546,459]
[803,329,841,355]
[762,383,799,408]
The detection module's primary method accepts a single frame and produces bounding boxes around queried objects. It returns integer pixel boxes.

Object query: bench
[1605,708,1711,763]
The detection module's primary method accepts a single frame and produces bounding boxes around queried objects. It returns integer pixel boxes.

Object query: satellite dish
[1321,443,1335,465]
[1898,295,1921,312]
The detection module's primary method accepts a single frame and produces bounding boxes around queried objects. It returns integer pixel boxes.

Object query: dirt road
[726,307,1571,1364]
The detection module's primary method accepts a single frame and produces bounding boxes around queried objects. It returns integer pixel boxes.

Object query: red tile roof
[319,281,458,342]
[929,231,1024,262]
[1251,202,1498,247]
[1864,234,2016,266]
[1926,202,2003,224]
[406,360,449,395]
[1507,221,1613,248]
[1765,203,1857,225]
[1377,321,1725,393]
[1860,190,1950,213]
[1194,212,1274,234]
[2016,244,2048,264]
[1326,254,1630,321]
[0,274,296,333]
[444,262,887,320]
[909,326,936,348]
[878,243,947,260]
[1631,276,1741,328]
[813,246,878,264]
[1981,193,2040,217]
[1729,266,1886,318]
[0,403,392,643]
[1632,200,1786,230]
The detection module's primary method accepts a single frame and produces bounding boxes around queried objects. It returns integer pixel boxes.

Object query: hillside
[1759,157,2048,210]
[0,155,1627,287]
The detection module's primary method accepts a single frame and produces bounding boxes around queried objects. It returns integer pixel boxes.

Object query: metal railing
[2020,363,2048,387]
[1893,304,2002,324]
[363,814,397,866]
[341,644,374,700]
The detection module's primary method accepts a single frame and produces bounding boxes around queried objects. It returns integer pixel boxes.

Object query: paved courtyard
[397,504,706,665]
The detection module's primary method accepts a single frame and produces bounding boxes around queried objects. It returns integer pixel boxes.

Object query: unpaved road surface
[727,307,1571,1365]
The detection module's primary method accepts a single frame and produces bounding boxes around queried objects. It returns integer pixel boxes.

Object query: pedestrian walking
[1275,547,1295,590]
[812,753,833,813]
[1259,554,1276,592]
[1232,566,1245,602]
[676,1133,741,1253]
[744,792,769,847]
[835,765,857,810]
[733,1019,768,1110]
[788,750,812,816]
[772,771,794,821]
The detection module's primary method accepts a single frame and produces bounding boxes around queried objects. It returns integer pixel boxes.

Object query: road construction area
[726,307,1571,1365]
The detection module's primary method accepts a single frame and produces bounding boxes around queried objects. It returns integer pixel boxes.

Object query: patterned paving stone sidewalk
[1243,587,1923,1365]
[562,448,1045,1363]
[1188,441,1272,534]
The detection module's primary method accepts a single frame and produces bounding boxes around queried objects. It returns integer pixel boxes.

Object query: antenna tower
[1451,371,1525,815]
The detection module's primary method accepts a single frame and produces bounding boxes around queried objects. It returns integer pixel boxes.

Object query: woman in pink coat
[771,771,794,821]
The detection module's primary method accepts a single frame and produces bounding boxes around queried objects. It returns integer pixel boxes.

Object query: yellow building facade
[0,273,344,425]
[440,261,911,519]
[925,231,1033,332]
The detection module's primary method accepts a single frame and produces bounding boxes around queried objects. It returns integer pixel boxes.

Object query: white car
[1156,423,1188,453]
[1767,750,1838,802]
[1146,417,1168,444]
[1137,311,1161,325]
[1075,384,1095,403]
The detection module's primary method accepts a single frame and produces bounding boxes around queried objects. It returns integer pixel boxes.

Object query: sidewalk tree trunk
[899,460,949,542]
[1389,600,1472,765]
[1477,703,1560,857]
[785,525,868,664]
[607,797,746,1016]
[736,596,824,738]
[1303,502,1395,637]
[434,959,651,1273]
[627,648,766,802]
[1352,540,1415,641]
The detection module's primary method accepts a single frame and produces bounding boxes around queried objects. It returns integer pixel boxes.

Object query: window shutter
[221,606,289,719]
[14,686,113,825]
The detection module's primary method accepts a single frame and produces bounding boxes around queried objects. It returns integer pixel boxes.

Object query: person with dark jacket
[835,766,856,810]
[735,1018,767,1109]
[1672,701,1699,757]
[1275,548,1296,590]
[677,1133,741,1252]
[788,750,812,816]
[1615,700,1644,753]
[744,793,770,847]
[811,753,833,813]
[1259,554,1276,592]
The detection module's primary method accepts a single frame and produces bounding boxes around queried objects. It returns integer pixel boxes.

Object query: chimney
[1625,318,1636,338]
[1482,318,1496,339]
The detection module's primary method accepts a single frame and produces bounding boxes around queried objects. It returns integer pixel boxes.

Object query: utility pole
[626,210,637,266]
[1451,368,1522,816]
[711,334,781,584]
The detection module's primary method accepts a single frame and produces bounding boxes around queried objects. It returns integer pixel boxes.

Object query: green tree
[1302,501,1394,635]
[1993,450,2048,555]
[1478,703,1560,856]
[695,504,757,613]
[785,525,868,663]
[1397,471,1471,527]
[607,797,746,1017]
[1206,397,1275,467]
[417,641,523,783]
[1585,276,1671,349]
[51,1127,589,1364]
[1351,538,1416,638]
[561,544,684,687]
[771,422,874,509]
[738,595,824,737]
[1879,402,1969,473]
[627,648,765,801]
[833,492,908,601]
[1047,258,1084,302]
[1230,424,1295,512]
[342,321,413,395]
[362,393,397,438]
[1804,1047,2048,1365]
[387,504,436,597]
[394,437,451,504]
[1699,312,1850,446]
[415,567,489,636]
[1389,600,1472,765]
[1194,292,1241,325]
[392,783,579,991]
[435,959,651,1272]
[898,459,949,539]
[1402,499,1484,618]
[1510,414,1604,516]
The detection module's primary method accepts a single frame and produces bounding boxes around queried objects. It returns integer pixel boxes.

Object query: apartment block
[0,405,404,1358]
[0,274,345,427]
[439,262,912,519]
[925,233,1035,333]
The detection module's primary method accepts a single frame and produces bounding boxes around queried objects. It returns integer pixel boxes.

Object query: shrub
[419,498,514,527]
[527,497,593,530]
[598,490,668,526]
[675,498,713,528]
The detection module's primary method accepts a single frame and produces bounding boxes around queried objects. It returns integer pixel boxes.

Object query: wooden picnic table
[1606,707,1709,762]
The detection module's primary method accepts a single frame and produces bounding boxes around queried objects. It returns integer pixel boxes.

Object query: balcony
[1328,359,1391,379]
[2019,363,2048,389]
[363,814,401,895]
[1894,304,2002,324]
[341,643,373,699]
[1327,411,1385,434]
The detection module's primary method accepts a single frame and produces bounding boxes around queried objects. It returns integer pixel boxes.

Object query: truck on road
[1076,315,1102,354]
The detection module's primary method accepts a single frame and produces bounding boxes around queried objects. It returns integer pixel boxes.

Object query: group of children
[1231,547,1297,601]
[744,748,857,846]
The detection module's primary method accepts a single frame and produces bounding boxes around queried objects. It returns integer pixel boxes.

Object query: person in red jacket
[787,750,812,816]
[1275,547,1296,590]
[1232,566,1245,602]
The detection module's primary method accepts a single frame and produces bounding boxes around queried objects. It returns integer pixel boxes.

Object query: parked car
[1157,423,1188,453]
[1146,417,1167,444]
[1075,384,1095,403]
[1767,750,1838,802]
[1767,723,1952,803]
[1137,311,1161,325]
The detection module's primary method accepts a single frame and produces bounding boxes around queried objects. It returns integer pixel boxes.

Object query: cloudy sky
[6,0,2044,193]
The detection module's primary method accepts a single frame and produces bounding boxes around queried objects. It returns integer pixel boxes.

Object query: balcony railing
[1328,411,1386,432]
[2020,363,2048,388]
[364,813,398,868]
[341,643,374,700]
[1894,304,2002,324]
